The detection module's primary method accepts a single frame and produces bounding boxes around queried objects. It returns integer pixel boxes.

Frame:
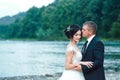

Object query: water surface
[0,40,120,77]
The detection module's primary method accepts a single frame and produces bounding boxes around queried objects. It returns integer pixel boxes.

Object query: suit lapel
[82,36,96,58]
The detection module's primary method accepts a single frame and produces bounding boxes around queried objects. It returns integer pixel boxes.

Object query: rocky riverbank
[0,71,120,80]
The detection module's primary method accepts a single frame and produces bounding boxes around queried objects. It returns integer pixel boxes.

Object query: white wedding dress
[58,44,85,80]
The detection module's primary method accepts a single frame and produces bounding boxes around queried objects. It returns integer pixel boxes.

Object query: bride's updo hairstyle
[64,24,81,39]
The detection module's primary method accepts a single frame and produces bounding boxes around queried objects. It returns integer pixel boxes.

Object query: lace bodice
[58,44,85,80]
[66,44,82,64]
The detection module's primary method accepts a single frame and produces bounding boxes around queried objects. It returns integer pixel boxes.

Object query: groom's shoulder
[94,36,104,45]
[94,36,101,41]
[93,36,104,43]
[93,36,99,41]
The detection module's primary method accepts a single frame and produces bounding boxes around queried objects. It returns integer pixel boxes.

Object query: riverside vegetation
[0,0,120,41]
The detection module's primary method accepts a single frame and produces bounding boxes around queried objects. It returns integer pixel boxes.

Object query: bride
[58,25,93,80]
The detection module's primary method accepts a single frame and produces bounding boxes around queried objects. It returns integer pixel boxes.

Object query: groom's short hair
[83,21,97,34]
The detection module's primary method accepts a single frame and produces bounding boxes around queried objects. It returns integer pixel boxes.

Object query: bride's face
[72,30,81,42]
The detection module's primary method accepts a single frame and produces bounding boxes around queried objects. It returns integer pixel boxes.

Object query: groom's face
[82,25,91,38]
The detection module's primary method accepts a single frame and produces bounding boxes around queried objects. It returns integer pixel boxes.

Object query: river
[0,40,120,78]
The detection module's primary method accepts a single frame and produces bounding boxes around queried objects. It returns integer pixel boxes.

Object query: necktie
[82,41,88,54]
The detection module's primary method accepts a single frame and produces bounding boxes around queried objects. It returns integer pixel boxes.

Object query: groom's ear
[89,29,94,35]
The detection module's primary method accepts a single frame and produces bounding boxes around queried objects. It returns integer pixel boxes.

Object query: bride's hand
[79,61,93,68]
[73,64,82,71]
[73,63,80,67]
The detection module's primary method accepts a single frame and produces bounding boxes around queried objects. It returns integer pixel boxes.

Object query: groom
[77,21,106,80]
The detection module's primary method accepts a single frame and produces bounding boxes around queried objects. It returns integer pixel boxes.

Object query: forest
[0,0,120,40]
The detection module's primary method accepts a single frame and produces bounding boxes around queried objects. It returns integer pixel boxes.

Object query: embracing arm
[82,41,104,73]
[65,51,93,71]
[65,51,83,70]
[65,51,77,70]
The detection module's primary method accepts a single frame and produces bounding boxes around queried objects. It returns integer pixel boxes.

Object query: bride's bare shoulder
[66,44,75,52]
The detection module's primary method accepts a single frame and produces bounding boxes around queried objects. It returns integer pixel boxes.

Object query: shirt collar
[87,34,95,44]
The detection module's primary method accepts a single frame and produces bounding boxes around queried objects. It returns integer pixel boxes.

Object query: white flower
[67,26,70,31]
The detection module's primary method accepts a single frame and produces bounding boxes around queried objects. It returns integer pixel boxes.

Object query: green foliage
[101,0,120,38]
[0,25,9,39]
[109,14,120,39]
[0,12,26,25]
[0,0,120,40]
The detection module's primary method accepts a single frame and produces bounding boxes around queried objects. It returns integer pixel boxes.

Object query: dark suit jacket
[81,36,106,80]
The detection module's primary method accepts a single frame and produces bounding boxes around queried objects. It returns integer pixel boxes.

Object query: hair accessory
[67,26,70,31]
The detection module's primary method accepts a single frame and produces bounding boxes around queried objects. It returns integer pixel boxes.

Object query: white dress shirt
[86,35,95,48]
